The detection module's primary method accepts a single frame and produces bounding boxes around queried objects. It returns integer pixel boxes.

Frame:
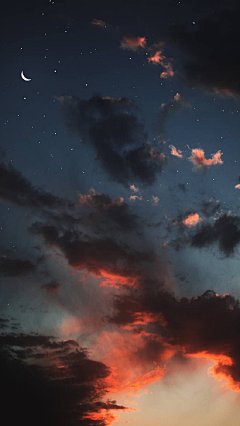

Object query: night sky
[2,0,240,424]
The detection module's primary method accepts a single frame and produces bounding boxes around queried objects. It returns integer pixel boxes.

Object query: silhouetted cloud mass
[169,10,240,96]
[58,95,167,186]
[0,331,127,426]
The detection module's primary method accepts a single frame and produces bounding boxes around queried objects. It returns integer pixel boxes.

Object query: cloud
[0,331,128,425]
[41,280,61,293]
[152,196,159,205]
[150,56,174,79]
[169,144,183,158]
[120,35,147,50]
[200,199,221,217]
[91,19,107,28]
[0,162,72,210]
[147,42,174,78]
[191,214,240,256]
[79,190,138,232]
[178,183,186,193]
[108,288,240,392]
[0,256,37,277]
[30,222,153,288]
[182,213,202,228]
[130,184,139,193]
[168,10,240,96]
[59,95,167,186]
[157,93,190,137]
[189,148,223,168]
[129,195,143,202]
[0,161,140,236]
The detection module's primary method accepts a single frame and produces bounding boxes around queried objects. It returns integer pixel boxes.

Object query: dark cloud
[108,288,240,391]
[178,183,186,193]
[0,331,127,425]
[0,162,72,210]
[58,95,167,187]
[191,214,240,256]
[79,192,139,232]
[156,93,190,137]
[41,280,61,293]
[200,199,221,217]
[0,318,9,329]
[1,161,140,238]
[30,222,153,287]
[0,256,37,277]
[168,9,240,96]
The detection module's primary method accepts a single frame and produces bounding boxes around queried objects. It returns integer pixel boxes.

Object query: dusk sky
[2,0,240,424]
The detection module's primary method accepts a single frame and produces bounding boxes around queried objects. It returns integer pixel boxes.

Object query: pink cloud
[189,148,223,168]
[169,144,183,158]
[130,185,139,193]
[182,213,202,228]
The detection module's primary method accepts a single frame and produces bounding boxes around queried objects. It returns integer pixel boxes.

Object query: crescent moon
[21,71,31,82]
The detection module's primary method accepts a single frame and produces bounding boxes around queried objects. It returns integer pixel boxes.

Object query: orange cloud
[235,184,240,189]
[60,317,82,336]
[169,144,183,158]
[129,367,165,390]
[173,92,181,101]
[182,213,202,227]
[129,195,143,202]
[130,185,139,193]
[186,351,240,392]
[93,330,169,395]
[147,50,174,78]
[98,269,138,288]
[83,410,120,426]
[120,36,147,51]
[189,148,223,168]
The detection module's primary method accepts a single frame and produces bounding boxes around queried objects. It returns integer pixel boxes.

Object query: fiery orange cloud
[120,36,147,51]
[98,270,138,288]
[91,19,107,27]
[169,144,183,158]
[182,213,202,227]
[186,351,240,392]
[235,184,240,189]
[83,410,120,426]
[209,362,240,392]
[92,330,170,395]
[189,148,223,168]
[129,367,165,390]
